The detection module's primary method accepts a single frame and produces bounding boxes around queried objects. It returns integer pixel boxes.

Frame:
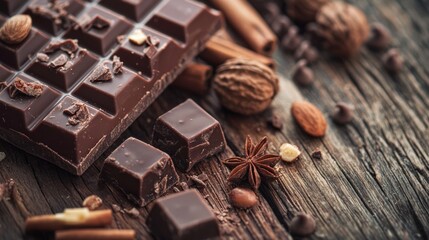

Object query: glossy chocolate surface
[100,0,160,22]
[0,0,222,175]
[147,189,220,240]
[152,99,226,172]
[100,137,179,206]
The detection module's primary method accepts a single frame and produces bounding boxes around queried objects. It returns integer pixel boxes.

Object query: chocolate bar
[100,137,179,206]
[152,99,226,172]
[146,189,220,240]
[0,0,222,175]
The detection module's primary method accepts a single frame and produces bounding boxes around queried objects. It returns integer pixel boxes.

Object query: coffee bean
[331,102,354,125]
[229,187,258,209]
[383,48,403,73]
[289,213,317,237]
[292,60,314,86]
[367,22,391,51]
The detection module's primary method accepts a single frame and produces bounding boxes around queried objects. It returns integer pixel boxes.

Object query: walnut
[213,59,279,115]
[286,0,330,23]
[311,2,369,57]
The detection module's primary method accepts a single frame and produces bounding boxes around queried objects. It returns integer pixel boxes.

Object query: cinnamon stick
[55,229,135,240]
[200,36,275,68]
[25,208,112,232]
[172,63,212,95]
[209,0,277,55]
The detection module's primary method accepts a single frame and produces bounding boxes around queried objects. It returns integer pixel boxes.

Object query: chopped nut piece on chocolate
[48,54,68,68]
[311,148,323,160]
[128,29,147,46]
[0,15,32,45]
[292,60,314,86]
[36,53,49,63]
[112,56,123,75]
[124,208,140,218]
[64,102,89,126]
[89,65,113,82]
[9,78,44,98]
[83,195,103,211]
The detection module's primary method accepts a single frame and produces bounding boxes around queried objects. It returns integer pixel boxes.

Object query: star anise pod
[222,136,280,190]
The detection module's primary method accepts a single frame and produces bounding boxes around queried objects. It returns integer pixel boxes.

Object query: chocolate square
[0,0,27,16]
[64,6,132,56]
[0,29,49,69]
[152,99,226,172]
[100,0,160,22]
[146,189,220,240]
[100,137,179,206]
[0,65,13,91]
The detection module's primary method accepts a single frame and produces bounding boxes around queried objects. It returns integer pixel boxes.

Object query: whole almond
[0,15,32,45]
[291,101,327,137]
[229,187,258,209]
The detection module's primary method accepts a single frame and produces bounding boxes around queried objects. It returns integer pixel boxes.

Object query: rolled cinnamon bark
[25,208,112,232]
[172,63,213,95]
[210,0,277,55]
[200,36,275,68]
[55,229,136,240]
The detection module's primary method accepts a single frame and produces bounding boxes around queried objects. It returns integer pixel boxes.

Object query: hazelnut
[0,15,32,45]
[82,195,103,210]
[286,0,330,23]
[312,2,369,57]
[213,59,279,115]
[229,187,258,209]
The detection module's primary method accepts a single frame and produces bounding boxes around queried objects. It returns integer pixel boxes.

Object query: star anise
[222,136,280,190]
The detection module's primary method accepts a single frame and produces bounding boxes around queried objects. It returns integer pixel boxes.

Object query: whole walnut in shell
[286,0,330,23]
[213,59,279,115]
[311,2,369,57]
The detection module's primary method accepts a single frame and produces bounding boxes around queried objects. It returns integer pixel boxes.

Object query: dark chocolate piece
[0,0,27,16]
[100,0,160,22]
[0,65,13,91]
[152,99,226,172]
[64,6,132,56]
[146,189,220,240]
[0,0,222,175]
[100,137,179,206]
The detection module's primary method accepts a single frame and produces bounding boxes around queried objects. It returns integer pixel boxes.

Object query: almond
[291,101,327,137]
[0,15,32,44]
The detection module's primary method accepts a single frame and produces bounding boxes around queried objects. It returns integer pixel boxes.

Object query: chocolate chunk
[100,0,160,21]
[146,189,220,240]
[292,60,314,86]
[36,53,49,62]
[48,54,68,68]
[88,65,113,82]
[289,213,317,237]
[311,148,323,160]
[9,78,44,98]
[100,137,179,206]
[64,102,89,126]
[44,39,78,55]
[112,56,123,75]
[152,99,226,172]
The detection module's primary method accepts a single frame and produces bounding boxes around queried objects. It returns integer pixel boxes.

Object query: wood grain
[1,0,429,239]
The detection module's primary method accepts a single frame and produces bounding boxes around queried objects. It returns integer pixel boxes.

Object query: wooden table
[1,0,429,239]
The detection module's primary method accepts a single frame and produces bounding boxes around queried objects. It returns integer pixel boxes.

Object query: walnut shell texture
[0,15,32,45]
[286,0,330,23]
[214,59,279,115]
[313,2,369,57]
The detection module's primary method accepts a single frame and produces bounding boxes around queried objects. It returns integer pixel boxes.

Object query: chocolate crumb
[292,60,314,86]
[48,54,68,68]
[89,65,113,82]
[44,39,78,55]
[173,187,181,193]
[147,35,160,47]
[112,56,123,75]
[111,204,121,212]
[188,175,207,189]
[367,23,391,51]
[289,213,317,237]
[268,112,283,130]
[382,48,403,73]
[179,181,189,191]
[331,102,354,125]
[311,148,322,160]
[36,53,49,62]
[9,79,44,98]
[124,207,140,218]
[64,102,89,126]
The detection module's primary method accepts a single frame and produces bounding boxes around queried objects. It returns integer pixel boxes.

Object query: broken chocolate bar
[146,189,220,240]
[0,0,222,175]
[152,99,226,172]
[100,137,179,206]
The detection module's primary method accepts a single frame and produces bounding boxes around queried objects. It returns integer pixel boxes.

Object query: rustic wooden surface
[1,0,429,239]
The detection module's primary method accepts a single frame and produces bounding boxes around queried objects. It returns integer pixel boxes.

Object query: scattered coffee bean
[124,207,140,218]
[82,195,103,210]
[331,102,354,125]
[268,112,283,130]
[366,23,391,51]
[294,41,319,63]
[279,143,301,163]
[311,148,323,160]
[281,26,302,52]
[383,48,404,73]
[272,15,292,37]
[289,212,317,237]
[229,187,258,209]
[292,60,314,86]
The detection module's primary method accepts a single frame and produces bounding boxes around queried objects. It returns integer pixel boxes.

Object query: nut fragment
[213,58,279,115]
[279,143,301,163]
[287,0,330,23]
[229,187,258,209]
[312,2,369,57]
[0,14,32,44]
[291,101,327,137]
[82,195,103,211]
[128,29,147,46]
